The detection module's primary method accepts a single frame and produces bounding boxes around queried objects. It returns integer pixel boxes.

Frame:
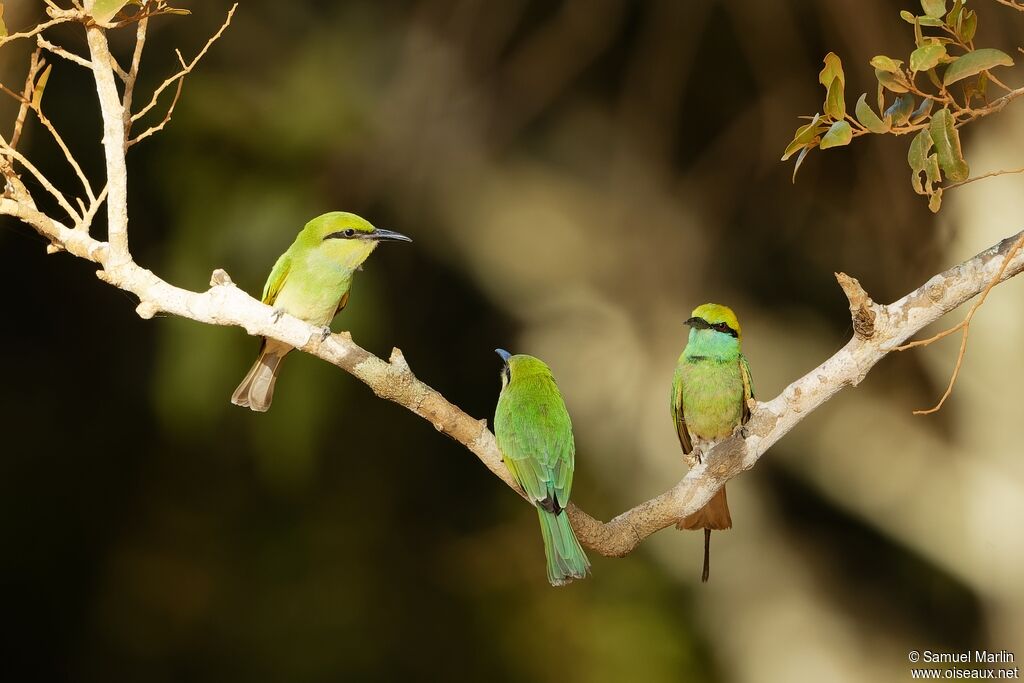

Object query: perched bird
[493,349,590,586]
[231,212,410,412]
[670,303,754,583]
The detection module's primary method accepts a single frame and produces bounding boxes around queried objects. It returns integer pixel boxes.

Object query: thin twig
[77,183,108,234]
[122,15,149,133]
[130,4,237,125]
[0,134,81,221]
[9,49,44,150]
[945,166,1024,191]
[0,16,76,49]
[36,36,94,69]
[0,84,96,205]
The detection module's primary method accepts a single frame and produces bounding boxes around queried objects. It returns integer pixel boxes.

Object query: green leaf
[921,0,947,18]
[855,93,890,133]
[930,108,969,182]
[943,48,1014,86]
[909,97,934,124]
[781,114,824,161]
[31,64,52,109]
[819,120,853,149]
[824,76,845,119]
[0,4,7,39]
[928,187,943,212]
[917,16,945,27]
[910,43,946,72]
[818,52,845,90]
[87,0,130,23]
[870,56,903,73]
[926,153,942,186]
[900,10,917,23]
[884,94,915,126]
[908,128,934,194]
[947,0,964,29]
[959,10,977,42]
[876,68,909,93]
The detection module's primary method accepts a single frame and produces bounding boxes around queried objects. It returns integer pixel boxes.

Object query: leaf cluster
[783,0,1017,212]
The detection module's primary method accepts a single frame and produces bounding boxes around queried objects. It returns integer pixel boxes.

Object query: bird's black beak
[684,316,710,330]
[495,348,512,363]
[371,228,412,243]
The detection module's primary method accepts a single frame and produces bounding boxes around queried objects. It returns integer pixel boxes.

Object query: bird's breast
[679,359,744,441]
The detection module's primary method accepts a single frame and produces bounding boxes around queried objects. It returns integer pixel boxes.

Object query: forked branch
[1,4,1023,560]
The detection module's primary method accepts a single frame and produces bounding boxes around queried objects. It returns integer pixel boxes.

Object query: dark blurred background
[2,1,1024,681]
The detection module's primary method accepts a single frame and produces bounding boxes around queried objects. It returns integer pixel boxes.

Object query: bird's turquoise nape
[670,303,754,583]
[231,212,411,412]
[493,349,590,586]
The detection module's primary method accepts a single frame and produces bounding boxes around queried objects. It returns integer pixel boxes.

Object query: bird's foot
[740,425,750,439]
[270,308,285,323]
[687,447,704,468]
[319,325,333,341]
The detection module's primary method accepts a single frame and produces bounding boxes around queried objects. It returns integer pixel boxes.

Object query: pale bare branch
[36,36,93,69]
[896,232,1024,415]
[0,16,76,49]
[121,15,149,133]
[0,133,81,222]
[85,24,131,265]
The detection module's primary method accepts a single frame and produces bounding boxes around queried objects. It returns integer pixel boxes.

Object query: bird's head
[305,211,411,268]
[684,303,742,345]
[495,349,553,389]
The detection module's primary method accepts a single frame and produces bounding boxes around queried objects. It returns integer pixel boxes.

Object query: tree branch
[3,6,1023,563]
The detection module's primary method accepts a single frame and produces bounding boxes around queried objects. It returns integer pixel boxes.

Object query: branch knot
[835,272,876,338]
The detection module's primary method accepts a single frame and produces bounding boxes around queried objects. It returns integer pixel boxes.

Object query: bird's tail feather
[677,486,731,583]
[231,339,290,412]
[538,508,590,587]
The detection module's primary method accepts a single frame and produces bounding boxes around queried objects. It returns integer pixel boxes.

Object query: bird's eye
[344,228,356,237]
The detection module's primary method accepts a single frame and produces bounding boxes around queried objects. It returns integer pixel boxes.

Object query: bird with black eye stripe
[231,211,411,412]
[669,303,754,582]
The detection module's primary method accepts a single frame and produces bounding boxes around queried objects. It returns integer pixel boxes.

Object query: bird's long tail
[676,486,732,583]
[538,507,590,587]
[230,339,291,412]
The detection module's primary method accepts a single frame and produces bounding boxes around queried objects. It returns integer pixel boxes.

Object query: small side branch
[128,4,236,144]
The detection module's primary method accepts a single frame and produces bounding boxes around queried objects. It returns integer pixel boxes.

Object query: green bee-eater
[670,303,754,582]
[231,211,411,412]
[493,349,590,586]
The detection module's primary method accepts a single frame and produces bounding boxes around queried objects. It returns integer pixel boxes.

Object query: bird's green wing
[740,354,755,424]
[261,252,292,305]
[670,367,693,454]
[495,377,575,510]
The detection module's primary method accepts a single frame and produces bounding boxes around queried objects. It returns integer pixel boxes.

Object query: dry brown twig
[128,5,236,145]
[2,4,1024,559]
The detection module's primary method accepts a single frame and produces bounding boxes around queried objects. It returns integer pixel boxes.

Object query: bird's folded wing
[670,371,693,454]
[261,252,292,305]
[740,354,755,424]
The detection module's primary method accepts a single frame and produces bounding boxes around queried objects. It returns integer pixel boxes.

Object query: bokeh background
[2,1,1024,681]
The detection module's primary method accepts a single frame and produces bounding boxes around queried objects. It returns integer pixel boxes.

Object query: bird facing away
[231,212,411,412]
[670,303,754,583]
[493,350,590,586]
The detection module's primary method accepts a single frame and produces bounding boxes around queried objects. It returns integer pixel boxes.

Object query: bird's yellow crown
[691,303,742,341]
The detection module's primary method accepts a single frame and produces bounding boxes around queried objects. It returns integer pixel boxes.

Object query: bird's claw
[270,308,285,323]
[319,326,333,341]
[740,426,750,439]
